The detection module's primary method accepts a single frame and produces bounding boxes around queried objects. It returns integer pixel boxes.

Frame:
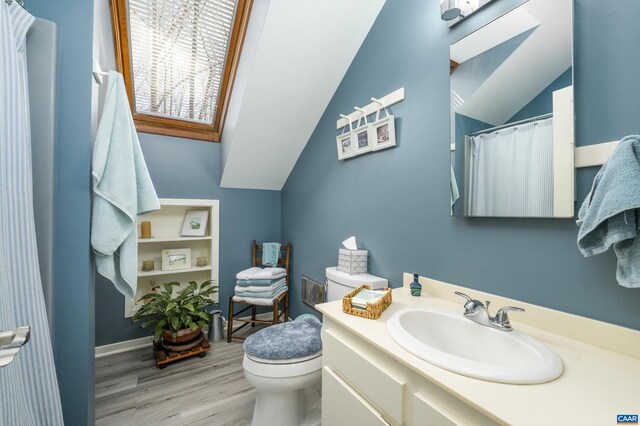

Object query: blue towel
[237,278,283,287]
[262,242,281,267]
[235,285,287,299]
[577,135,640,288]
[243,316,322,360]
[91,72,160,299]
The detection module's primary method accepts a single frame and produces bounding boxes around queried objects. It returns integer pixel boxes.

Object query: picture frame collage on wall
[336,102,396,160]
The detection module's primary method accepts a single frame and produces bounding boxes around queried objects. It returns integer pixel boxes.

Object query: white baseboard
[95,336,154,359]
[95,312,284,359]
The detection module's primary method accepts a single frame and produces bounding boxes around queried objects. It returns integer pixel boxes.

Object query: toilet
[242,268,388,426]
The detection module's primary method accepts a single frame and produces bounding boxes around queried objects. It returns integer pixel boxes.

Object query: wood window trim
[109,0,253,142]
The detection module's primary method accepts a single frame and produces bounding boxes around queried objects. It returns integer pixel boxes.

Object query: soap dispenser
[410,273,422,297]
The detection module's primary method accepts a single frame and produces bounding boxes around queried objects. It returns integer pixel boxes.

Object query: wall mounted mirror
[450,0,574,218]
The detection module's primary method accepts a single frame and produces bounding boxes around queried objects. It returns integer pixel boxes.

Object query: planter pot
[162,327,203,351]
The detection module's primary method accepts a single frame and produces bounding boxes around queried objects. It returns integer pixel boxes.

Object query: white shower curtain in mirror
[465,118,553,217]
[0,2,64,424]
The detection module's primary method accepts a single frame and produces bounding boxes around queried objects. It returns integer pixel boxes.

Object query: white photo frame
[161,248,192,271]
[371,104,396,151]
[337,133,356,160]
[181,209,209,237]
[352,124,373,156]
[336,117,356,160]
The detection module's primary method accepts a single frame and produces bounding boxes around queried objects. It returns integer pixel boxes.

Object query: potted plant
[132,280,218,351]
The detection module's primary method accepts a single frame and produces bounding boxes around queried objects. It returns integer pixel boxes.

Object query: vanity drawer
[323,328,406,425]
[411,391,498,426]
[322,366,391,426]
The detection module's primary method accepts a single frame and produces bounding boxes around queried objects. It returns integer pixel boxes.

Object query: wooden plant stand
[153,339,211,369]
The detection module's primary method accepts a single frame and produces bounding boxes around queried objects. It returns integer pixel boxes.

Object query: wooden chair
[227,241,291,342]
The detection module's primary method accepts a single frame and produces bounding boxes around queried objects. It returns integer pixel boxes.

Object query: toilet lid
[243,316,322,361]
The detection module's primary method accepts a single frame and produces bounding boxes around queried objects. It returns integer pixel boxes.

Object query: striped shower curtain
[0,2,64,424]
[465,118,554,217]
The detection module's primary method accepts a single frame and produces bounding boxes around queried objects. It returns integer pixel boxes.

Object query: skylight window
[110,0,251,141]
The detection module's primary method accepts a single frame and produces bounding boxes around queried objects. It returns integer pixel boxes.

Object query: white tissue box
[338,248,368,275]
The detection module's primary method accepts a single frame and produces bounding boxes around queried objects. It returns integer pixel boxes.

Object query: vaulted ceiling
[220,0,386,190]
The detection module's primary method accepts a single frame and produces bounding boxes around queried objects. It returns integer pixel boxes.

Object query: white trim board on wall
[336,88,405,129]
[574,141,619,168]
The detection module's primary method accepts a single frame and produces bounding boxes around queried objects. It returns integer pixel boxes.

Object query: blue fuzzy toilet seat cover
[243,316,322,360]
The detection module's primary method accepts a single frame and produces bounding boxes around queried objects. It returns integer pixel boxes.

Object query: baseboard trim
[95,312,282,359]
[95,336,154,359]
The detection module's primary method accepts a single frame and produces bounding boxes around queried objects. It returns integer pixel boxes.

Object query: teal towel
[262,242,281,267]
[235,285,288,299]
[450,165,460,215]
[237,278,284,287]
[577,135,640,288]
[91,72,160,300]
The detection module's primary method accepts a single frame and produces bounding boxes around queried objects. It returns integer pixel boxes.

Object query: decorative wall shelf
[336,88,405,130]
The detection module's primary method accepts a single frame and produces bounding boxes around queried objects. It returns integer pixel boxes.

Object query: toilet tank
[325,267,388,302]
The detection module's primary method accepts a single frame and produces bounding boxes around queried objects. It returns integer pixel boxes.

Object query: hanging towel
[450,165,460,215]
[577,135,640,288]
[91,71,160,299]
[262,242,281,267]
[236,266,287,280]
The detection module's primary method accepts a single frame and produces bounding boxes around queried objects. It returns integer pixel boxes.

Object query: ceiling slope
[220,0,386,190]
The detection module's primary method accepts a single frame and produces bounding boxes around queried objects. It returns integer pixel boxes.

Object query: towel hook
[371,97,385,108]
[354,107,366,117]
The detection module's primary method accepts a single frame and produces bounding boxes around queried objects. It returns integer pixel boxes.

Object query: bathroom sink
[386,308,563,384]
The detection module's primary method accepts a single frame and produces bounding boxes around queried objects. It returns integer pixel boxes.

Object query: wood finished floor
[95,337,258,426]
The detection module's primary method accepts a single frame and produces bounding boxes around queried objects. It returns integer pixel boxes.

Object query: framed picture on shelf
[162,248,192,271]
[336,133,355,160]
[181,210,209,237]
[371,115,396,151]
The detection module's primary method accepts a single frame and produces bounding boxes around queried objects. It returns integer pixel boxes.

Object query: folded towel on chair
[232,287,288,306]
[577,135,640,287]
[235,284,286,298]
[236,277,285,287]
[236,278,286,292]
[236,267,287,280]
[235,284,287,299]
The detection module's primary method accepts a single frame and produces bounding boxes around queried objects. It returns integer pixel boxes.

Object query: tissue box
[338,248,368,274]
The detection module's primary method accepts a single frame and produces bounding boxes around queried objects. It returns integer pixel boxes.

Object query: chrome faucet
[454,292,524,332]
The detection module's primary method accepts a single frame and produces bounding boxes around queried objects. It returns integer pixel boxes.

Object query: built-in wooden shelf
[138,265,212,278]
[138,236,213,244]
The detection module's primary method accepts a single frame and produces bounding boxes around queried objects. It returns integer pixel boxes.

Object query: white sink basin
[387,308,563,384]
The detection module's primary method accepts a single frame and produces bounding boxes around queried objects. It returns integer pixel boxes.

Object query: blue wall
[508,67,573,123]
[282,0,640,330]
[27,0,95,424]
[95,133,281,346]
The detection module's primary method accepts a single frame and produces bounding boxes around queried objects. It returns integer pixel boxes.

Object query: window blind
[128,0,237,124]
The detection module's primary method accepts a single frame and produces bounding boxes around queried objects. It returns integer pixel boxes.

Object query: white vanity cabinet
[321,318,498,426]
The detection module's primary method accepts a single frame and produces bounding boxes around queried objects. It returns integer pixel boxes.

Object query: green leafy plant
[132,280,218,341]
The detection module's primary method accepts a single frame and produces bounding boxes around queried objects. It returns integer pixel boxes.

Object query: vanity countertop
[316,276,640,426]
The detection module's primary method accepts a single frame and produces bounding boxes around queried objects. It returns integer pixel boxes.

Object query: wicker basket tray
[342,285,392,320]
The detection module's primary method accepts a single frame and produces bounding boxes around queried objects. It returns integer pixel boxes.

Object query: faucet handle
[454,291,485,314]
[454,291,472,302]
[494,306,525,329]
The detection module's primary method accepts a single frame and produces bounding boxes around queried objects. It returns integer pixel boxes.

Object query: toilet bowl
[242,269,388,426]
[243,352,322,426]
